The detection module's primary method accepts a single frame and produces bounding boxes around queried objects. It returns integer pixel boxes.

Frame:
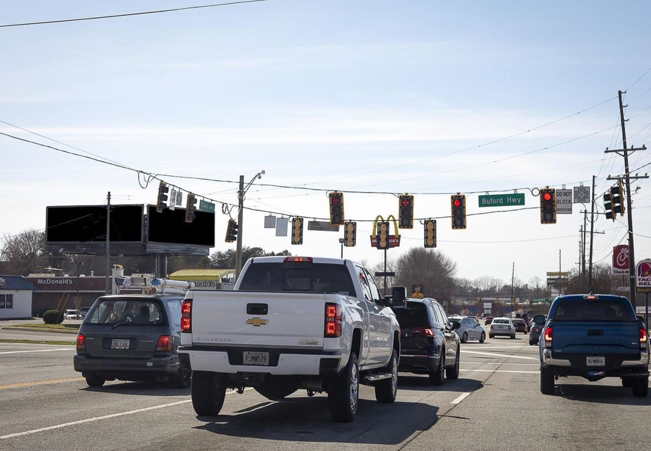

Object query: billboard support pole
[105,192,111,295]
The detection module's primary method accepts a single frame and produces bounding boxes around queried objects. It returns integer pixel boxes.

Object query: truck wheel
[429,352,445,386]
[172,368,191,389]
[540,365,555,395]
[446,346,460,380]
[622,377,633,388]
[375,348,398,403]
[85,376,105,388]
[191,371,226,416]
[631,377,649,397]
[328,352,359,422]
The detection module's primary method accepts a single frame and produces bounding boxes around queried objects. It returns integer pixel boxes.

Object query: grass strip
[0,339,75,346]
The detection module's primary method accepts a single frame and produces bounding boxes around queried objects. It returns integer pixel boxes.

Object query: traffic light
[611,182,625,218]
[328,191,344,226]
[225,219,238,243]
[539,188,556,224]
[424,219,437,248]
[451,194,466,229]
[291,217,303,245]
[603,190,613,220]
[156,181,169,213]
[185,193,197,223]
[377,221,390,249]
[344,221,356,247]
[398,194,414,229]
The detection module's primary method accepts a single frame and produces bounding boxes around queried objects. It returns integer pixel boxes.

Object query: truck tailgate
[190,291,327,348]
[552,321,640,354]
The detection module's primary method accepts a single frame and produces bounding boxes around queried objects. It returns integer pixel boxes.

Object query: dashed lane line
[451,392,471,404]
[461,369,539,374]
[461,350,538,360]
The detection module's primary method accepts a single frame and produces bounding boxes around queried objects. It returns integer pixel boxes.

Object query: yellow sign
[245,318,269,327]
[412,292,424,299]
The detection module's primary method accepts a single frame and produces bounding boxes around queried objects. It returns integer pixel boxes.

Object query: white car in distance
[489,317,515,339]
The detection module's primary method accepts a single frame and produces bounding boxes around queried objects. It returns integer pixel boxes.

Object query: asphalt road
[0,329,649,451]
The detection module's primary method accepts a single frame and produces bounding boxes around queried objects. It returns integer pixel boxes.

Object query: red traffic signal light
[451,194,466,229]
[539,188,556,224]
[399,194,414,229]
[328,192,344,226]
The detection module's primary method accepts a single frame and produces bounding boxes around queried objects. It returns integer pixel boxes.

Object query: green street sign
[478,193,525,208]
[199,200,215,213]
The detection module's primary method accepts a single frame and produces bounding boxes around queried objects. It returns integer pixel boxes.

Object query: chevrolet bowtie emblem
[245,317,269,327]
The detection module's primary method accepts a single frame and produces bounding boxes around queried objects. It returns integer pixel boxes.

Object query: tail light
[544,326,553,348]
[324,303,342,338]
[284,257,313,263]
[412,328,433,336]
[76,333,85,351]
[640,327,648,346]
[156,335,172,352]
[181,300,192,333]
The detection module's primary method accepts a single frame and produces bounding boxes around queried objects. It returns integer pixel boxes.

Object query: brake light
[640,327,648,344]
[284,257,313,263]
[412,328,433,336]
[76,334,85,351]
[181,300,192,333]
[584,295,598,300]
[544,326,553,348]
[156,335,172,352]
[324,303,342,337]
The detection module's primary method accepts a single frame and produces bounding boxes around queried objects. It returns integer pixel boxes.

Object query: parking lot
[1,325,649,451]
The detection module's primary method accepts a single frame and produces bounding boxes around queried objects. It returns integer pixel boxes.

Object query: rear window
[239,262,355,295]
[494,319,509,324]
[86,299,165,325]
[392,303,430,329]
[553,299,635,322]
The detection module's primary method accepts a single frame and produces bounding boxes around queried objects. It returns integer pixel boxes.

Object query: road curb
[0,327,79,335]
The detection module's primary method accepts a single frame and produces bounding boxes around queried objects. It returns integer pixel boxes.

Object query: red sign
[613,245,629,275]
[370,235,401,248]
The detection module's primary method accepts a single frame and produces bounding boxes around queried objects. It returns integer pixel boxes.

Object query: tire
[172,368,192,389]
[446,346,460,380]
[328,352,359,422]
[461,332,468,343]
[85,376,105,388]
[191,371,227,416]
[489,334,494,339]
[479,332,485,344]
[631,377,649,397]
[529,340,534,346]
[429,351,445,386]
[540,365,555,395]
[510,334,516,339]
[375,348,398,403]
[622,377,633,388]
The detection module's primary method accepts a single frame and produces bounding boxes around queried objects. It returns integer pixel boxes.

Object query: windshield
[86,299,165,325]
[553,299,635,322]
[239,262,355,295]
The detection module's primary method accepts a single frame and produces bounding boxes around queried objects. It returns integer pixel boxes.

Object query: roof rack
[115,276,194,295]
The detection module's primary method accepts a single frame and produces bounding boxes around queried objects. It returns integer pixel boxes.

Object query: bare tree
[565,264,619,295]
[1,230,49,275]
[395,248,457,305]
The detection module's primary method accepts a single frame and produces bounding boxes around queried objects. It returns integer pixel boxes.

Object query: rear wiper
[111,322,126,330]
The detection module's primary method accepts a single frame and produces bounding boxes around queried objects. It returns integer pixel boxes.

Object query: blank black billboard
[147,205,215,247]
[46,205,143,243]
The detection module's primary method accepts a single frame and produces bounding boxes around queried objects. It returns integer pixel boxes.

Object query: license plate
[586,356,605,366]
[496,325,505,329]
[243,351,269,366]
[111,338,130,350]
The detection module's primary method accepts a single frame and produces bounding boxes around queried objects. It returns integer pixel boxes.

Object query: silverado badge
[245,317,269,327]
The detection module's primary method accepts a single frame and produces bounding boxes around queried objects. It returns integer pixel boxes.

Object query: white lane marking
[451,392,471,404]
[464,362,539,366]
[461,350,538,361]
[0,388,251,440]
[461,369,539,374]
[0,348,74,355]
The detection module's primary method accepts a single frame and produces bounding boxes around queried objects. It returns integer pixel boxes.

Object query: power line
[626,64,651,91]
[0,0,270,28]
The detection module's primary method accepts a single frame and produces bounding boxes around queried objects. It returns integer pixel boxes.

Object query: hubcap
[350,362,359,412]
[440,354,445,377]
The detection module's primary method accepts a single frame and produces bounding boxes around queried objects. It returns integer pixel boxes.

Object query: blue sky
[2,0,651,285]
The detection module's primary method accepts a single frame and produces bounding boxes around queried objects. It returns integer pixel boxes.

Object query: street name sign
[478,193,525,208]
[199,200,215,213]
[307,220,340,232]
[556,189,572,214]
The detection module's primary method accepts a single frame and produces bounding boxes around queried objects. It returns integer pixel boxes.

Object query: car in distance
[529,314,547,345]
[489,318,515,339]
[539,294,649,397]
[484,316,494,325]
[74,294,190,389]
[512,318,527,334]
[64,309,80,320]
[393,298,460,385]
[449,316,486,343]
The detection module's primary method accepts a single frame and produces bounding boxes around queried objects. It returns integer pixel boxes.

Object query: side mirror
[392,286,407,304]
[451,321,460,330]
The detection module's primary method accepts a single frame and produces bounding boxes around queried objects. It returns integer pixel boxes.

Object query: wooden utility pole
[105,191,111,295]
[589,176,596,292]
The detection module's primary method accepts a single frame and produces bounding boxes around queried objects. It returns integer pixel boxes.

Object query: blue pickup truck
[539,294,649,397]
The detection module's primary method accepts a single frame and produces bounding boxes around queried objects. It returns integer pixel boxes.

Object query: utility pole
[234,171,265,281]
[105,191,111,295]
[578,225,583,291]
[558,249,562,296]
[589,176,596,292]
[582,210,587,289]
[511,262,515,312]
[604,90,648,307]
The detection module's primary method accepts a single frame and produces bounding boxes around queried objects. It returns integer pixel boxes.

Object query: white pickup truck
[178,256,403,422]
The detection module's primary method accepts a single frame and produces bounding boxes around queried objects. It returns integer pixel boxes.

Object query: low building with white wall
[0,275,37,320]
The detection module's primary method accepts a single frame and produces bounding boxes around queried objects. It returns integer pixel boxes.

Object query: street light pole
[338,238,344,259]
[235,170,265,281]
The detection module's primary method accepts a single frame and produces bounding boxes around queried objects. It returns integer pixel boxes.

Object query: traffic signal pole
[105,191,111,295]
[235,175,244,281]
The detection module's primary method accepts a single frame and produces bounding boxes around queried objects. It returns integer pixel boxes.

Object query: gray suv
[74,294,190,388]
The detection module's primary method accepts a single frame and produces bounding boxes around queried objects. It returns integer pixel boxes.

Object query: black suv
[391,298,461,385]
[74,294,190,388]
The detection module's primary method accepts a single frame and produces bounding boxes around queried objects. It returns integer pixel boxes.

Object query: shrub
[43,310,64,324]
